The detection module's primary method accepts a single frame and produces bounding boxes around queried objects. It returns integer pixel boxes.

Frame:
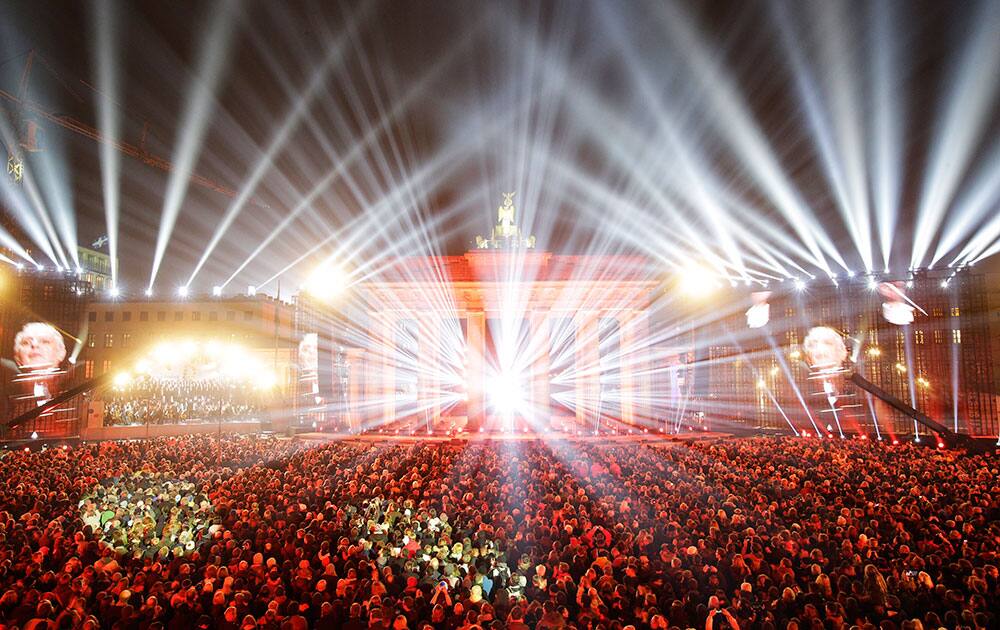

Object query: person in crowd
[0,434,996,629]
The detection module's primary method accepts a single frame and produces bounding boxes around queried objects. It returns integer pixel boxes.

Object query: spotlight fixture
[144,288,154,297]
[212,286,222,297]
[247,285,256,296]
[108,286,120,298]
[793,278,806,291]
[15,262,23,270]
[940,280,949,288]
[178,286,189,298]
[305,263,347,301]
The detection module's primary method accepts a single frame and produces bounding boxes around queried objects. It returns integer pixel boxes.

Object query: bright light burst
[0,2,997,438]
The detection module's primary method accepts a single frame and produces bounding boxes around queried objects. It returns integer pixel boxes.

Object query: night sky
[1,1,998,293]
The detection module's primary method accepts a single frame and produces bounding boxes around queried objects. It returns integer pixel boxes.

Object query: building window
[122,311,132,322]
[227,311,235,321]
[932,308,943,317]
[952,329,962,344]
[157,311,166,322]
[914,330,924,345]
[122,333,131,348]
[84,360,94,379]
[244,311,253,321]
[209,311,218,321]
[140,311,149,322]
[102,360,111,374]
[86,334,95,348]
[104,333,114,348]
[88,311,97,322]
[951,307,961,317]
[104,311,114,322]
[174,312,183,321]
[192,311,201,321]
[934,330,944,344]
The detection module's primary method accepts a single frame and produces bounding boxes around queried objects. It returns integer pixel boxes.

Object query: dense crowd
[0,434,997,629]
[79,474,216,558]
[103,377,265,426]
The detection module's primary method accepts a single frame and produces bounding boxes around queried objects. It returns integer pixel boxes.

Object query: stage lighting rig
[489,371,523,428]
[677,264,719,298]
[305,262,349,302]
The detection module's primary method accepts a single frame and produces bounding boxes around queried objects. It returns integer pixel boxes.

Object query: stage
[294,429,733,445]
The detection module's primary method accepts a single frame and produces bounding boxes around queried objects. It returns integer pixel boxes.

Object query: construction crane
[0,49,262,204]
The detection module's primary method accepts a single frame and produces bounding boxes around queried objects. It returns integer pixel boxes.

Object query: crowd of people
[103,377,266,426]
[79,473,216,558]
[0,434,997,629]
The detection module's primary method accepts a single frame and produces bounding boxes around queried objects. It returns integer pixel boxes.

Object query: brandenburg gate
[298,194,660,433]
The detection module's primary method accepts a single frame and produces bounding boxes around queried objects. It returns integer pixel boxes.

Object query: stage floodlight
[794,278,806,291]
[112,372,132,389]
[305,263,348,301]
[212,286,223,297]
[490,372,523,418]
[255,370,277,390]
[109,286,120,298]
[678,264,719,297]
[144,287,154,297]
[178,286,189,298]
[247,285,256,296]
